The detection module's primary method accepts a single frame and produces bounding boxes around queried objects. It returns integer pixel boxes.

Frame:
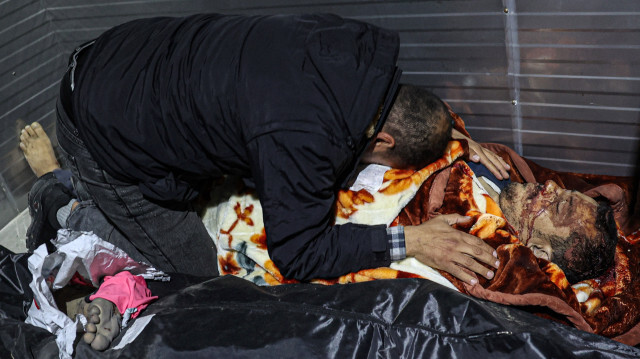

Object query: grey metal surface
[0,0,638,230]
[1,1,65,229]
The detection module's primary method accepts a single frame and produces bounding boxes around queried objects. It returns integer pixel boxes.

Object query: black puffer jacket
[71,13,400,280]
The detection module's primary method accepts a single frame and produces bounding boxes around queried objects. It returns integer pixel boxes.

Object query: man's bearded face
[498,180,600,262]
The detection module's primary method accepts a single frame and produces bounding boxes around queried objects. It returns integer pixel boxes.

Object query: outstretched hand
[404,214,500,285]
[452,129,510,180]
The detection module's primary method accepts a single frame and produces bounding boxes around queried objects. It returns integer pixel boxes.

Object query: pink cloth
[89,271,158,319]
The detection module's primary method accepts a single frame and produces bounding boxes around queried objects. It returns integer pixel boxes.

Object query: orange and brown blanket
[202,117,640,346]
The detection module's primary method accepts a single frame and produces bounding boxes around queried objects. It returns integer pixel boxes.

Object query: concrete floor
[0,209,29,253]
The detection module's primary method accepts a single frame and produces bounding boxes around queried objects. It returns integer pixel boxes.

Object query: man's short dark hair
[384,84,452,169]
[552,201,618,283]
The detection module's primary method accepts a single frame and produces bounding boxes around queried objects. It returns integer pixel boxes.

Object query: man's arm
[247,131,391,281]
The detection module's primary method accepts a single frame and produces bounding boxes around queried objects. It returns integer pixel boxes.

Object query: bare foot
[82,298,121,351]
[19,122,60,177]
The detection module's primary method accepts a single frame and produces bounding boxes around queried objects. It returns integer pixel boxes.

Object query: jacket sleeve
[247,130,391,281]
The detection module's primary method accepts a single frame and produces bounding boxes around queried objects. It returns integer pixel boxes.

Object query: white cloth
[349,164,390,193]
[25,229,168,358]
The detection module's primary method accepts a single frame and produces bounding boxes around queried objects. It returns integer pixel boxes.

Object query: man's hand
[452,129,510,180]
[405,214,500,285]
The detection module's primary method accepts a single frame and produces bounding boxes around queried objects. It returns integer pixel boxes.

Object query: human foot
[19,122,60,177]
[82,297,122,351]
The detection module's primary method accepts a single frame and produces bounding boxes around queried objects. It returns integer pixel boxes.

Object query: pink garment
[89,271,158,319]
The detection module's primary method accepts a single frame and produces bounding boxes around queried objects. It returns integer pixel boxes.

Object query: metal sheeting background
[1,0,638,230]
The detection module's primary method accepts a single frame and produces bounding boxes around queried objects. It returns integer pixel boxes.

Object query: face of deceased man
[498,180,601,261]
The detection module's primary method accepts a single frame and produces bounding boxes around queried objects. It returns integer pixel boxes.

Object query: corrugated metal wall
[1,0,638,230]
[0,1,67,228]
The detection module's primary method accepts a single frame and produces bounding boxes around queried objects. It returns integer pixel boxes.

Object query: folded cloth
[90,271,158,322]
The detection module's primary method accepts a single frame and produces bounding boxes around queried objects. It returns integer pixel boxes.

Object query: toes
[87,303,101,324]
[24,124,36,137]
[19,130,32,149]
[82,298,121,351]
[83,331,96,344]
[91,334,110,351]
[32,123,47,138]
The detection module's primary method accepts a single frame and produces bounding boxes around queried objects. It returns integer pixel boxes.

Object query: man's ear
[527,241,553,261]
[372,131,395,153]
[361,131,397,166]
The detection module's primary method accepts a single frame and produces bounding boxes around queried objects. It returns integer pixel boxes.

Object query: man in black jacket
[54,13,503,284]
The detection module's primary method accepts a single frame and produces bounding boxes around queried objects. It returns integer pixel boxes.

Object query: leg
[18,115,201,269]
[19,120,146,258]
[66,200,148,262]
[20,122,75,251]
[56,99,217,276]
[72,167,218,276]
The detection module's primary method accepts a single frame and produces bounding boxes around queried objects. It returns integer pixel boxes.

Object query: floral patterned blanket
[202,140,465,288]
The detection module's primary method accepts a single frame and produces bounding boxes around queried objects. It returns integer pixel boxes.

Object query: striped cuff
[386,225,406,261]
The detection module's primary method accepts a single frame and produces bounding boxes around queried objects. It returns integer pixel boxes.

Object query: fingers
[443,264,479,285]
[456,231,500,270]
[483,155,504,180]
[469,146,510,180]
[489,151,510,179]
[439,215,499,269]
[499,157,510,172]
[453,128,511,180]
[440,213,473,226]
[405,218,500,286]
[442,239,498,285]
[436,233,498,285]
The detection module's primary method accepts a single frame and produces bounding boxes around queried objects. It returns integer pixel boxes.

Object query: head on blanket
[362,84,452,170]
[499,180,618,283]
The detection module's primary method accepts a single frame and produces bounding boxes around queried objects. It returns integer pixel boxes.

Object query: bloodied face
[499,180,617,282]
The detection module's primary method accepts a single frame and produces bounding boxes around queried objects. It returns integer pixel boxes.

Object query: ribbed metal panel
[515,0,640,175]
[0,0,65,228]
[0,0,638,230]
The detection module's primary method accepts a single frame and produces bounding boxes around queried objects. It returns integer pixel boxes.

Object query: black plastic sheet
[71,276,639,358]
[1,251,638,358]
[0,246,33,321]
[0,246,58,359]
